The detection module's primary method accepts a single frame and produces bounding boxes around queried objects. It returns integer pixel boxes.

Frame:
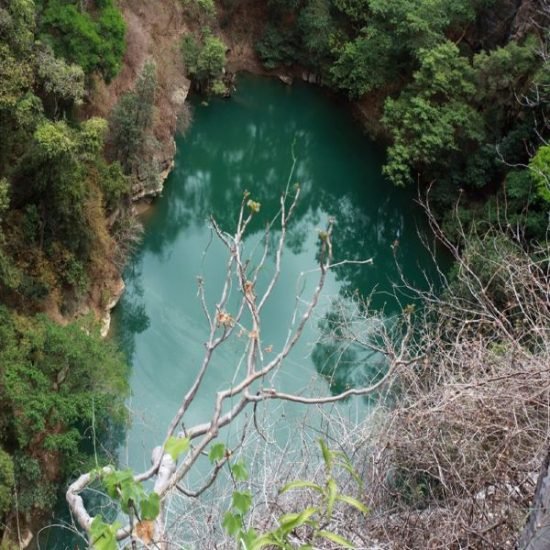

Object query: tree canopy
[0,306,128,514]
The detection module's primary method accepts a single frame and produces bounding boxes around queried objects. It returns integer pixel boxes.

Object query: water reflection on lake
[113,74,438,475]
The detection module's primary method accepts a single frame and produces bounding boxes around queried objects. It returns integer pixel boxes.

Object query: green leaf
[101,469,147,513]
[326,478,337,518]
[119,479,145,514]
[319,439,332,471]
[336,494,369,515]
[232,490,253,514]
[140,492,160,520]
[277,507,318,535]
[318,530,354,548]
[208,442,225,463]
[231,460,249,481]
[279,480,323,494]
[239,527,258,549]
[249,533,282,550]
[333,452,363,489]
[102,469,134,499]
[90,516,121,550]
[165,436,190,461]
[223,511,242,536]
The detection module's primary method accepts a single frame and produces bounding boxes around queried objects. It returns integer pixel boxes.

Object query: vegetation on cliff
[249,0,549,239]
[0,0,133,541]
[0,307,128,525]
[0,0,548,546]
[181,0,229,95]
[0,0,131,312]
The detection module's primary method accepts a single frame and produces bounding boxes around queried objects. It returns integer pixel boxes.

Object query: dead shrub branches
[360,218,550,548]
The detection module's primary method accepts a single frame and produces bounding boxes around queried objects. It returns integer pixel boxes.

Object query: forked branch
[66,190,413,547]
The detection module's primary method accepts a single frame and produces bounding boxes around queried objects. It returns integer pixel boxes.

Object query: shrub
[256,25,298,69]
[182,33,226,93]
[41,0,126,81]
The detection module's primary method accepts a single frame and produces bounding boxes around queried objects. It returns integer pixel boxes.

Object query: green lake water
[40,74,440,547]
[114,74,437,473]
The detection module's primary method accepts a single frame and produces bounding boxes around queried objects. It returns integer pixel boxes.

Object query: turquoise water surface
[41,74,440,548]
[114,74,436,473]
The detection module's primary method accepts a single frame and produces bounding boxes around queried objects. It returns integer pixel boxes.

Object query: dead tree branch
[66,189,407,547]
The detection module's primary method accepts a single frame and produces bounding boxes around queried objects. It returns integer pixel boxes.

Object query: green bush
[256,25,298,69]
[13,455,56,513]
[442,168,548,247]
[41,0,126,81]
[181,0,216,25]
[182,33,226,92]
[0,306,129,516]
[109,61,158,184]
[382,42,484,186]
[530,145,550,204]
[0,450,14,516]
[98,161,129,210]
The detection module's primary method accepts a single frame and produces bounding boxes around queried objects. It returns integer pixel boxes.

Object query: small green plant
[223,439,368,549]
[89,468,161,549]
[89,438,189,549]
[89,516,121,550]
[181,0,216,24]
[211,79,228,96]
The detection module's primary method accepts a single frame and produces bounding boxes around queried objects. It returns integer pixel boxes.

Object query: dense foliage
[41,0,126,80]
[0,0,130,312]
[182,32,227,93]
[0,0,548,545]
[109,61,160,195]
[0,306,128,518]
[0,0,131,540]
[248,0,549,241]
[180,0,228,94]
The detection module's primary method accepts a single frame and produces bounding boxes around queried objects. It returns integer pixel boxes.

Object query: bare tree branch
[66,190,399,547]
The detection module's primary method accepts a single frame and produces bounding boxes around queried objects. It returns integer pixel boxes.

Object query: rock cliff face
[79,0,191,329]
[472,0,520,49]
[474,0,546,48]
[84,0,191,198]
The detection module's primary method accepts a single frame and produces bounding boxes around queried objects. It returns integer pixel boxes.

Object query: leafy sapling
[223,439,369,549]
